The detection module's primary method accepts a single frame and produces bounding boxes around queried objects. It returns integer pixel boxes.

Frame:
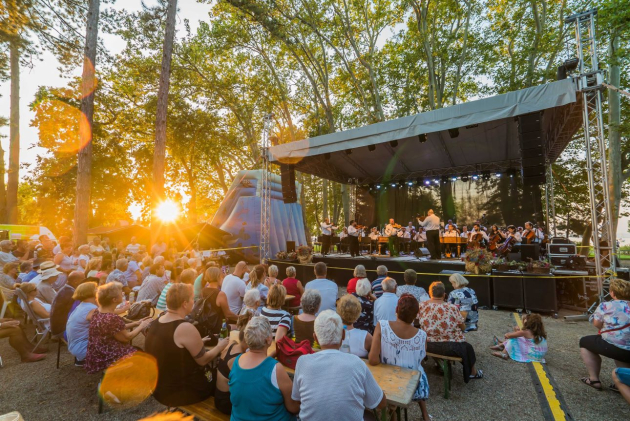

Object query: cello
[488,232,502,251]
[498,234,516,256]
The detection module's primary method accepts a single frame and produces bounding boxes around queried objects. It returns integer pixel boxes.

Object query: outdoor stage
[268,252,621,315]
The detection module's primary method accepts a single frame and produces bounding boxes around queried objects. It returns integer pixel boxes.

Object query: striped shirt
[371,276,387,299]
[260,307,291,333]
[136,275,167,307]
[156,282,173,311]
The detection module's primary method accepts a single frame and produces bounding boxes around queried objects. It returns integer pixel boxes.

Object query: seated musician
[397,227,411,255]
[406,221,415,232]
[522,222,538,244]
[339,227,349,253]
[368,228,380,254]
[506,225,522,244]
[468,223,489,249]
[447,219,458,231]
[460,225,470,254]
[443,224,459,257]
[413,228,427,254]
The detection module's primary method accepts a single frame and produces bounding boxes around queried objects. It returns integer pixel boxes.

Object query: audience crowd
[1,234,629,419]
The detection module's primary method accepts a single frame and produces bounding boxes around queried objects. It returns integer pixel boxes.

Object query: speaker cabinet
[286,241,295,253]
[492,274,524,309]
[523,275,557,312]
[280,164,297,203]
[522,166,545,177]
[518,113,542,133]
[520,244,540,261]
[522,156,545,168]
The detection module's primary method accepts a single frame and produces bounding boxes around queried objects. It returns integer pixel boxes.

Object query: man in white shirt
[417,209,441,259]
[442,224,459,257]
[406,221,415,232]
[89,237,105,257]
[368,228,380,241]
[412,227,427,254]
[305,262,338,315]
[347,220,360,258]
[221,261,248,314]
[384,219,400,257]
[0,240,30,265]
[397,228,411,255]
[292,311,386,421]
[374,278,398,326]
[125,237,142,255]
[460,225,470,254]
[320,218,337,256]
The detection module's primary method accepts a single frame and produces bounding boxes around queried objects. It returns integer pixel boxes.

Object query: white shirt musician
[443,225,458,238]
[397,228,411,239]
[505,225,522,244]
[320,219,336,236]
[414,230,427,243]
[446,220,458,231]
[368,228,380,240]
[406,222,415,232]
[347,224,360,237]
[385,219,399,237]
[339,228,348,240]
[460,226,470,240]
[469,224,489,241]
[417,211,440,231]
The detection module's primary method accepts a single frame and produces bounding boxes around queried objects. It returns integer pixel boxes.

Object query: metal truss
[349,181,357,222]
[566,9,615,308]
[544,163,557,237]
[259,113,274,263]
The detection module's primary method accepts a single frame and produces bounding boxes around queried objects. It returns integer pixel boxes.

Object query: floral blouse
[448,287,479,330]
[593,300,630,351]
[418,301,465,343]
[352,293,375,334]
[84,311,135,374]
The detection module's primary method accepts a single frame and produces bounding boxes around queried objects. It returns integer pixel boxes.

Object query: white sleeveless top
[378,320,426,374]
[342,328,368,358]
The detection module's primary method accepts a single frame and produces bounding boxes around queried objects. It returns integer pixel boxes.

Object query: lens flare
[99,352,158,409]
[156,200,180,223]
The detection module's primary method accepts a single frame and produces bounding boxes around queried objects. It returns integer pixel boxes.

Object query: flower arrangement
[465,248,493,274]
[526,258,554,274]
[276,250,297,260]
[297,245,313,264]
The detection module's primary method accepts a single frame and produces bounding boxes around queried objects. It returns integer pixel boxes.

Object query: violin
[391,223,402,229]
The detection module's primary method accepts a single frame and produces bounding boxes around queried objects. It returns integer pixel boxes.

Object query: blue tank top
[228,355,295,421]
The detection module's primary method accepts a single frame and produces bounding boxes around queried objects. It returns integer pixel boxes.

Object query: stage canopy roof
[268,78,583,184]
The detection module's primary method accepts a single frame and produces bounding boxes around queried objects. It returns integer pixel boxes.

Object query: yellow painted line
[512,313,568,421]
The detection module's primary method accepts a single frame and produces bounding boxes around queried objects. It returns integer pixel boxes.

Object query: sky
[0,0,628,243]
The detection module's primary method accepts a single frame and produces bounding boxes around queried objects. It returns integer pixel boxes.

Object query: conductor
[417,209,441,259]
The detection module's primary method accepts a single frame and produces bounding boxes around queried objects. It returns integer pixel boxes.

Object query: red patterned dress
[84,311,135,374]
[418,301,465,343]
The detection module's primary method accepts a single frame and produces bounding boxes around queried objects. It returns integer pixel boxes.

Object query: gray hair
[355,278,371,297]
[244,316,272,350]
[243,289,261,308]
[382,277,397,292]
[376,265,388,277]
[286,266,296,277]
[115,258,129,271]
[314,310,343,346]
[404,269,417,285]
[449,273,469,288]
[301,289,321,315]
[353,265,367,278]
[268,265,279,277]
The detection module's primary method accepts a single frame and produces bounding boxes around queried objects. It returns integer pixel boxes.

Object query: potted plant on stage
[465,248,492,275]
[276,251,298,261]
[297,245,313,264]
[526,258,554,274]
[491,257,510,272]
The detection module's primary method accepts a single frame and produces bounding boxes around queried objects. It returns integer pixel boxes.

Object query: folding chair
[15,289,51,351]
[0,285,16,319]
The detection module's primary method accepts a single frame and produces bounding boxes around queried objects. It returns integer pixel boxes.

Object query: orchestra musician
[413,227,427,252]
[442,224,459,257]
[522,221,538,244]
[459,225,469,254]
[397,227,411,255]
[369,227,380,254]
[347,220,361,258]
[468,223,489,249]
[320,218,337,255]
[417,209,441,260]
[406,221,415,232]
[384,218,400,257]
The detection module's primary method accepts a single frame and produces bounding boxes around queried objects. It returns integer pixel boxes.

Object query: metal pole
[259,113,274,263]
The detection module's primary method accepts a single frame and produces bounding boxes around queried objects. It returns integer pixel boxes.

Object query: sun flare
[155,200,180,223]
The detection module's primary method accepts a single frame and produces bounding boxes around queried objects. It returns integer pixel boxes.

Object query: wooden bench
[426,352,463,399]
[179,396,230,421]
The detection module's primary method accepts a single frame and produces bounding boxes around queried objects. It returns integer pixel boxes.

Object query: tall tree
[7,38,18,223]
[151,0,178,240]
[73,0,101,244]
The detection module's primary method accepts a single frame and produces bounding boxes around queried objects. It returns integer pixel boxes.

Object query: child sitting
[491,313,548,363]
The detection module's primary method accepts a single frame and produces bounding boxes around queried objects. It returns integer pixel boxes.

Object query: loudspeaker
[518,113,542,133]
[523,175,546,185]
[519,131,544,149]
[492,275,524,309]
[523,275,558,312]
[418,248,431,257]
[522,156,545,168]
[507,252,521,262]
[286,241,295,253]
[520,244,540,261]
[521,148,544,159]
[522,166,545,177]
[280,164,297,203]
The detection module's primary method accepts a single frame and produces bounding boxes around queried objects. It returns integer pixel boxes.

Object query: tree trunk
[297,172,311,245]
[341,184,349,226]
[322,179,328,219]
[73,0,100,245]
[579,222,592,257]
[7,40,19,224]
[607,34,621,243]
[0,146,6,221]
[150,0,178,243]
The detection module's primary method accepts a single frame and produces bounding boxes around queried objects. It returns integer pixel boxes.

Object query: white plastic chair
[0,286,16,319]
[15,289,50,350]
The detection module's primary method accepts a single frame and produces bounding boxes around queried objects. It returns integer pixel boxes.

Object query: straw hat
[39,261,61,280]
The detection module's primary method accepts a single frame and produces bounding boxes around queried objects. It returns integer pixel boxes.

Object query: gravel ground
[1,309,629,420]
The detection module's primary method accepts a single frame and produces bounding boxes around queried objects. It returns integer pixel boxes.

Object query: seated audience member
[347,265,367,295]
[292,310,386,421]
[374,278,398,326]
[229,316,299,420]
[282,266,304,307]
[21,260,39,283]
[419,281,483,382]
[221,261,248,315]
[36,262,61,304]
[579,278,630,390]
[90,237,105,257]
[240,289,262,317]
[193,262,217,301]
[140,256,153,281]
[124,253,143,288]
[85,257,102,279]
[19,283,51,328]
[0,317,46,362]
[396,269,429,303]
[352,278,375,334]
[84,282,152,374]
[145,283,229,406]
[200,266,238,323]
[215,313,252,415]
[106,258,131,293]
[304,262,338,315]
[371,265,388,299]
[261,284,292,344]
[0,261,20,289]
[491,313,547,363]
[156,266,184,311]
[613,367,630,403]
[447,273,479,331]
[77,245,91,271]
[67,282,99,366]
[50,271,86,337]
[136,263,167,306]
[369,294,430,421]
[264,264,281,288]
[0,240,22,265]
[96,253,114,285]
[125,237,142,255]
[337,294,372,358]
[246,267,269,302]
[293,289,321,346]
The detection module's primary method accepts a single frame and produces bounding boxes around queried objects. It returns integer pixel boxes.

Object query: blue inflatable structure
[211,170,307,262]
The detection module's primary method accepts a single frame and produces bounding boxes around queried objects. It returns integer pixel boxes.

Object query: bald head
[234,261,248,277]
[68,271,86,288]
[428,209,434,215]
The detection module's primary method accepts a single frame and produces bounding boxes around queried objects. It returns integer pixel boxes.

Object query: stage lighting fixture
[451,176,458,182]
[376,184,381,189]
[407,181,414,186]
[398,180,405,187]
[369,183,375,190]
[368,145,376,152]
[507,168,518,178]
[448,128,460,138]
[390,140,398,148]
[495,173,502,178]
[391,182,397,187]
[424,179,431,186]
[433,179,439,185]
[482,172,490,181]
[472,174,479,181]
[418,134,427,143]
[441,176,448,184]
[324,153,331,160]
[461,174,469,182]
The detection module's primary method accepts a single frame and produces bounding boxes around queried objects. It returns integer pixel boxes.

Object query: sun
[155,200,180,223]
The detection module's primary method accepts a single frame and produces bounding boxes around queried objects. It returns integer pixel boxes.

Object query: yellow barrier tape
[513,313,568,421]
[179,246,259,255]
[268,259,613,279]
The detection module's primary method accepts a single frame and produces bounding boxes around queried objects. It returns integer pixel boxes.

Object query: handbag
[126,301,154,320]
[275,336,313,370]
